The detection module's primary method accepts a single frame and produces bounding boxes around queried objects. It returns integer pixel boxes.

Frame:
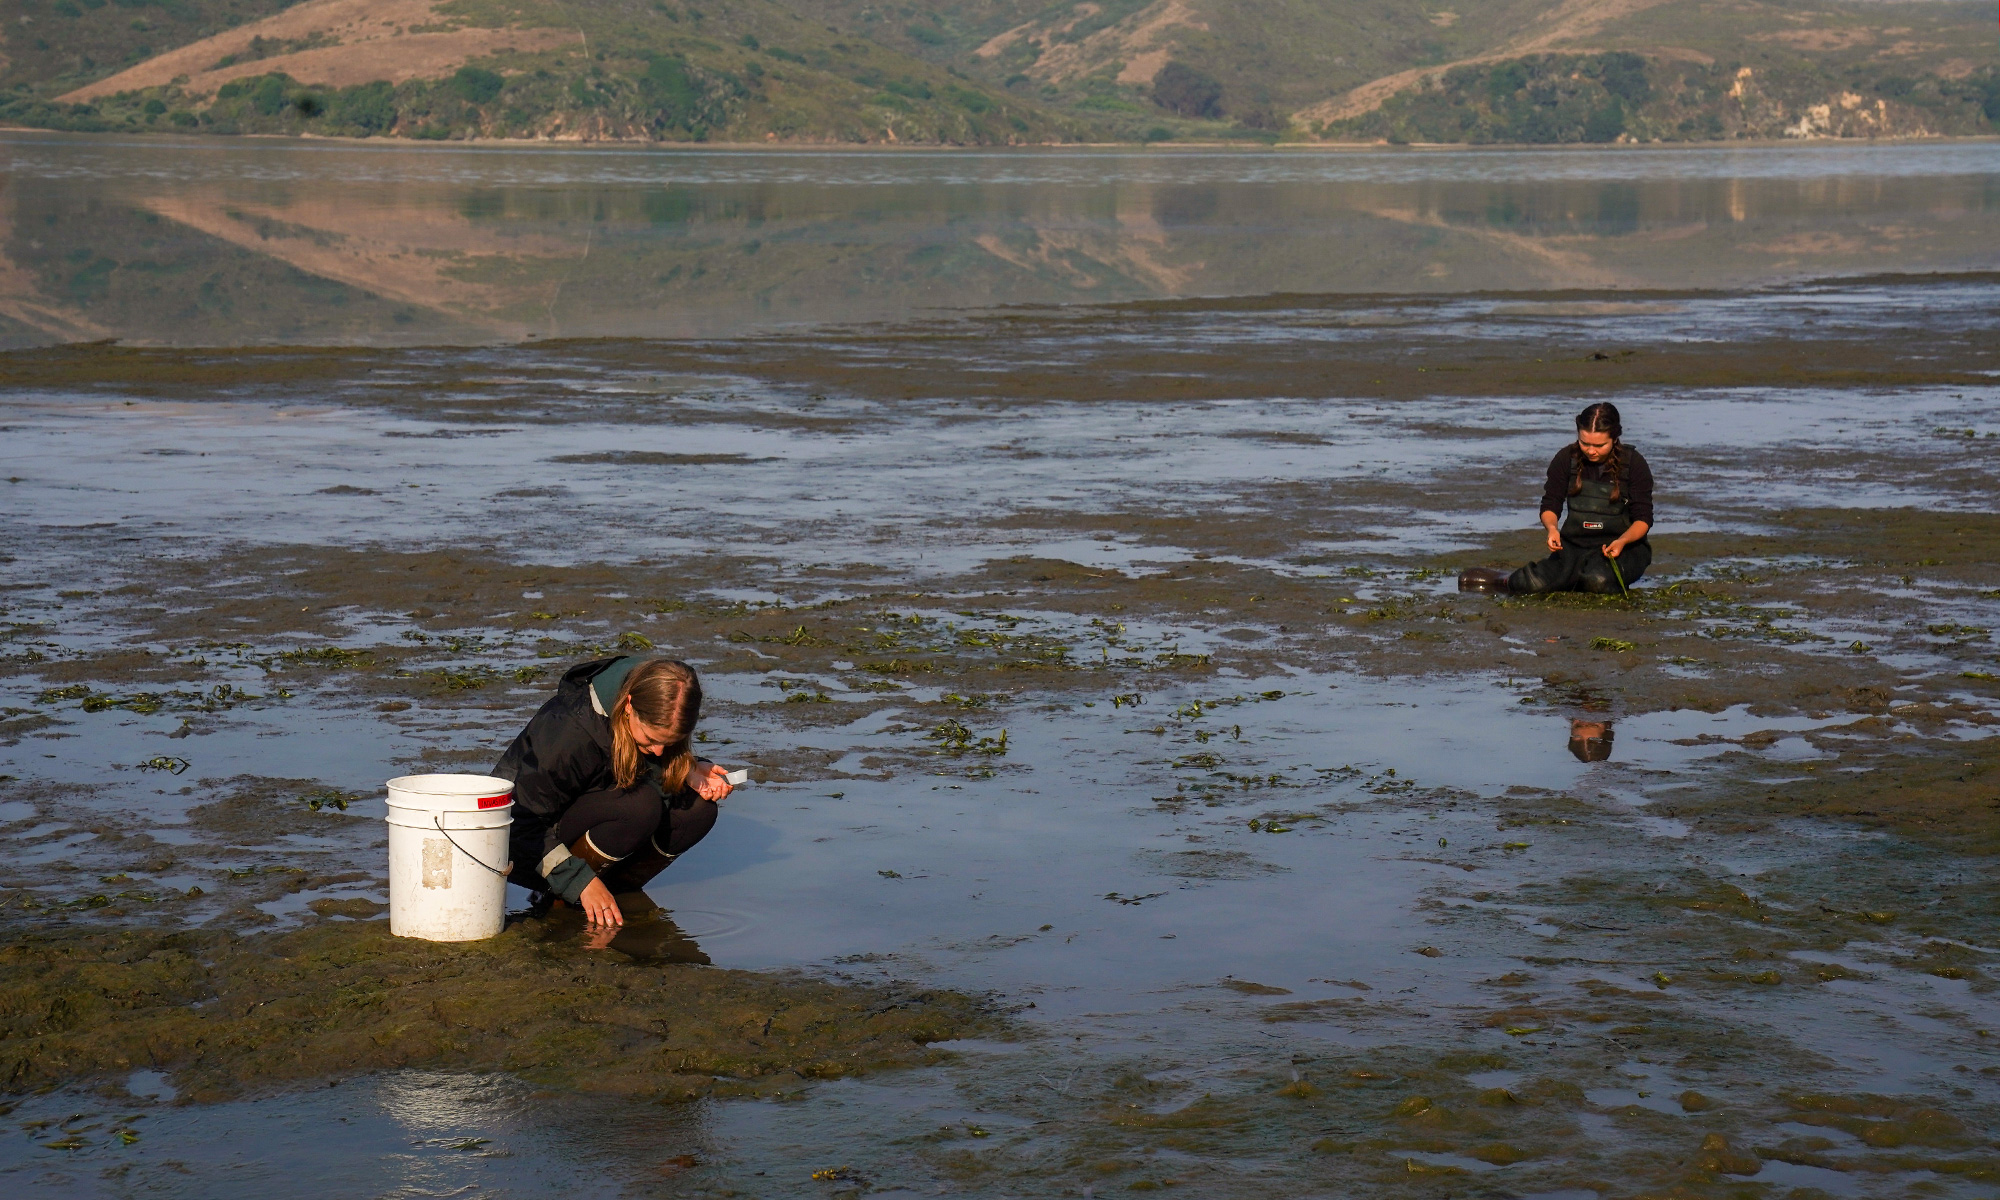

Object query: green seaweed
[299,788,361,812]
[0,920,992,1104]
[925,719,1008,756]
[275,646,372,668]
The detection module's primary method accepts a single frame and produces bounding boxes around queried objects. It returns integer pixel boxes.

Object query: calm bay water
[2,132,1998,344]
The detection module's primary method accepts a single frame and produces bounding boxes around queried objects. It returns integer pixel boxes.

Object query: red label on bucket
[477,794,512,809]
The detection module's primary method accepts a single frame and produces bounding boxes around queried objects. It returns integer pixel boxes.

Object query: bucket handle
[432,814,510,878]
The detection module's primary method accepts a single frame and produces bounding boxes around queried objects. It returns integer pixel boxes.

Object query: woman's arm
[1608,452,1654,555]
[1539,448,1571,552]
[1603,521,1650,557]
[500,700,607,818]
[496,699,615,906]
[1623,450,1654,528]
[578,877,622,928]
[687,759,737,802]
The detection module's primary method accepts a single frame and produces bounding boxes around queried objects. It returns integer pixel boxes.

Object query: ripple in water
[659,906,756,942]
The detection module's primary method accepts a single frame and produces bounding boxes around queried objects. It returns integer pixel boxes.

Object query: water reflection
[1568,718,1615,763]
[514,891,712,963]
[2,133,1997,346]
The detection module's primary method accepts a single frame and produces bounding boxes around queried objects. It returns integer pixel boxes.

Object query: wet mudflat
[2,276,1999,1198]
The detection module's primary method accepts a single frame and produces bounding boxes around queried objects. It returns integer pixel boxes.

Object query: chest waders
[1561,475,1631,544]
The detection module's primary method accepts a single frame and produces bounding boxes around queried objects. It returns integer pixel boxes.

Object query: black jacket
[493,656,621,824]
[491,655,691,826]
[492,656,692,901]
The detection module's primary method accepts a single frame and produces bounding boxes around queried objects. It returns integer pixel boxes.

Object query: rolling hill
[4,0,1088,143]
[1,0,1994,143]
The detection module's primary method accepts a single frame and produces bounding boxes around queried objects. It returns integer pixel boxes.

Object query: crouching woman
[1508,401,1653,595]
[492,656,733,928]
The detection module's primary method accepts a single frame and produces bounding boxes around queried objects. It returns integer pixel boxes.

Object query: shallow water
[2,353,1995,572]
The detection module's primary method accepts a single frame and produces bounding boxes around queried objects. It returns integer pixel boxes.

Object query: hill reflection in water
[3,133,1996,346]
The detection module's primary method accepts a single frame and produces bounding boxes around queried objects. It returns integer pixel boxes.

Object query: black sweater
[491,655,689,834]
[1539,445,1654,530]
[493,656,624,827]
[492,656,698,900]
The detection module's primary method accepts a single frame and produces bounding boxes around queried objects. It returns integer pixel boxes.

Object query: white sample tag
[724,769,750,786]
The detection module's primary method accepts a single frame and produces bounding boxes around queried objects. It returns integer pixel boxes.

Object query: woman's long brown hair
[1567,401,1626,501]
[610,659,702,792]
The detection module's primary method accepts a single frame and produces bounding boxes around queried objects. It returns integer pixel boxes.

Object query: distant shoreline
[4,124,1998,153]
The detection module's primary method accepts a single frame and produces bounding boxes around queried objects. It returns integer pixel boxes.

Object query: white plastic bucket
[385,773,513,942]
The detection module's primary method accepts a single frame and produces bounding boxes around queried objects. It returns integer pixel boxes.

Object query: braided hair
[1567,401,1626,501]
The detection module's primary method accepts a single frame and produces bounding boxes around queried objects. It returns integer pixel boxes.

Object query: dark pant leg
[661,797,719,855]
[506,785,662,893]
[595,796,718,894]
[1513,541,1649,595]
[1509,543,1593,594]
[1576,539,1651,594]
[510,790,718,895]
[1576,550,1621,594]
[507,814,555,892]
[1618,539,1651,584]
[551,783,665,860]
[563,788,715,858]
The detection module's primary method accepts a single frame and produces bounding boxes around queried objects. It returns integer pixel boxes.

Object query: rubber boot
[569,831,621,872]
[596,835,676,895]
[1458,567,1514,594]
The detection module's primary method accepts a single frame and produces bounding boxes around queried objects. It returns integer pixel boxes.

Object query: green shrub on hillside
[0,98,116,132]
[0,0,1081,147]
[250,73,290,116]
[329,81,396,133]
[1357,54,1645,144]
[946,84,992,114]
[1335,53,2000,144]
[450,66,505,104]
[0,0,299,100]
[1153,61,1223,119]
[638,53,745,137]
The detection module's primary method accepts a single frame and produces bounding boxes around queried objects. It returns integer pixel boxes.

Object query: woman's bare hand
[1546,527,1563,552]
[579,877,623,927]
[1601,540,1625,559]
[689,760,736,803]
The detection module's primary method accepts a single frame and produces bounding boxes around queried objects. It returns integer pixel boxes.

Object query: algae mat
[0,917,988,1104]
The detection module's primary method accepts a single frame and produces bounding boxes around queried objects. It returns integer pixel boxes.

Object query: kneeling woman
[492,656,733,928]
[1475,402,1654,595]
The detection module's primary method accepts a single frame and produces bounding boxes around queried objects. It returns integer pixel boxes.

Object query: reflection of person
[1461,402,1653,595]
[1568,719,1614,762]
[493,657,734,930]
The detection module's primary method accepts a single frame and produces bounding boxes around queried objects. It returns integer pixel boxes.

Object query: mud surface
[2,273,1998,1196]
[2,915,985,1104]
